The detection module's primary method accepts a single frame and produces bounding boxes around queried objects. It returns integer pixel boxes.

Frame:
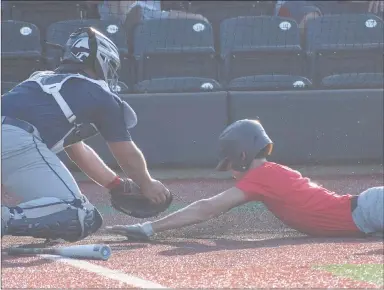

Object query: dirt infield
[1,166,383,288]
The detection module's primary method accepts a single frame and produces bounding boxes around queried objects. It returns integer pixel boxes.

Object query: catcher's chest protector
[26,71,112,154]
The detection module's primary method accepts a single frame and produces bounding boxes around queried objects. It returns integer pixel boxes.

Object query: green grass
[315,264,384,286]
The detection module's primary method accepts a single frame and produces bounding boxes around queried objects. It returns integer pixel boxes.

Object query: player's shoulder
[63,75,120,101]
[249,161,302,179]
[267,162,303,177]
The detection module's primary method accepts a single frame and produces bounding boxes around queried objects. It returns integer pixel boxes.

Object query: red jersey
[235,162,363,237]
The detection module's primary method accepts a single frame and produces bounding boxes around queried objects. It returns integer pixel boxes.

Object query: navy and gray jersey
[1,70,137,153]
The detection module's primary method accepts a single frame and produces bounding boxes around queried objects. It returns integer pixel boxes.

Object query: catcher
[1,27,172,242]
[106,119,384,240]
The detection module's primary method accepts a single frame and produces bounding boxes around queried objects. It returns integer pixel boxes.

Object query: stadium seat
[219,16,307,84]
[1,21,43,83]
[1,1,12,20]
[9,1,84,42]
[227,75,312,91]
[1,82,18,95]
[46,20,131,86]
[321,73,384,89]
[134,77,222,93]
[305,14,384,87]
[187,1,275,50]
[133,17,218,83]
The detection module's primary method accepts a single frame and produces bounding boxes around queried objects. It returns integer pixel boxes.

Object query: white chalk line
[40,254,167,289]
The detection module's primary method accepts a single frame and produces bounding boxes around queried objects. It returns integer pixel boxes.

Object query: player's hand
[105,222,154,240]
[141,179,170,204]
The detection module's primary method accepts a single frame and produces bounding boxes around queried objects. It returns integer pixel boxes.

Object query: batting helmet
[215,119,273,172]
[61,27,121,92]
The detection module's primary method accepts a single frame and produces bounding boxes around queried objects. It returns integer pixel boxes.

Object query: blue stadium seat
[227,75,312,91]
[133,16,218,83]
[220,16,306,84]
[1,1,12,20]
[9,1,84,42]
[1,21,43,83]
[305,14,384,87]
[46,19,131,86]
[134,77,222,93]
[187,1,275,50]
[322,73,384,89]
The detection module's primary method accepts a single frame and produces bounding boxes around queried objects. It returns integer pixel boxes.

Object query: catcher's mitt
[109,178,173,218]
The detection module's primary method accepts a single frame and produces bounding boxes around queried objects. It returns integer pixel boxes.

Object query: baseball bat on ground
[6,244,112,261]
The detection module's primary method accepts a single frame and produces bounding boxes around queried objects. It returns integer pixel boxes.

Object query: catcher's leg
[1,123,102,242]
[352,186,384,235]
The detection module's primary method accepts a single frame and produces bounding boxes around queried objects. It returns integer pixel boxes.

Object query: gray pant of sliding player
[352,186,384,235]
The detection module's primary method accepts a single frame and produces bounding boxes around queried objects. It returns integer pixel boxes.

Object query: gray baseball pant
[352,186,384,235]
[1,118,101,241]
[1,122,83,203]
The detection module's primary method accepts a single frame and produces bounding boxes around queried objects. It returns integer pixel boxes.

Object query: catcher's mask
[62,27,121,93]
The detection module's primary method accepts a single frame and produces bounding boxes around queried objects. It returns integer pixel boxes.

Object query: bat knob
[96,245,112,261]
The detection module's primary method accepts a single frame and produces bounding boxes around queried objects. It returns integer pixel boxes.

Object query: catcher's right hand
[141,179,170,204]
[108,178,173,219]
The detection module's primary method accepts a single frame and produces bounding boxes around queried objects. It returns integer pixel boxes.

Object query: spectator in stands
[86,1,206,51]
[95,1,163,23]
[84,1,102,19]
[117,1,205,51]
[161,1,190,12]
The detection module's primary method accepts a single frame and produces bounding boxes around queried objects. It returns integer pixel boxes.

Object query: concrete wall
[59,89,383,169]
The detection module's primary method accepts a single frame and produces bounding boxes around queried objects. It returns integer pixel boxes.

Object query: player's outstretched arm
[106,187,249,239]
[152,187,248,231]
[65,141,118,187]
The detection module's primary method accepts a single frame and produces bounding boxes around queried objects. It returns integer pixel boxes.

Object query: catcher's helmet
[216,119,273,172]
[62,27,120,92]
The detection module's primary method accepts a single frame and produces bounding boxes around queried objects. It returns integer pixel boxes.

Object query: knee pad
[5,197,103,242]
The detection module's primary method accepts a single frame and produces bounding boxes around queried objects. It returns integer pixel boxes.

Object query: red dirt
[1,173,383,288]
[1,254,136,288]
[89,237,383,288]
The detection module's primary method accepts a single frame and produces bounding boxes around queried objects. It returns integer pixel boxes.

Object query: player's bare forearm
[150,187,249,233]
[150,199,220,232]
[107,141,153,188]
[65,142,117,187]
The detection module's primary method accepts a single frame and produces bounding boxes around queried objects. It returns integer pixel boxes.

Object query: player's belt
[2,116,42,141]
[351,195,359,212]
[2,116,34,133]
